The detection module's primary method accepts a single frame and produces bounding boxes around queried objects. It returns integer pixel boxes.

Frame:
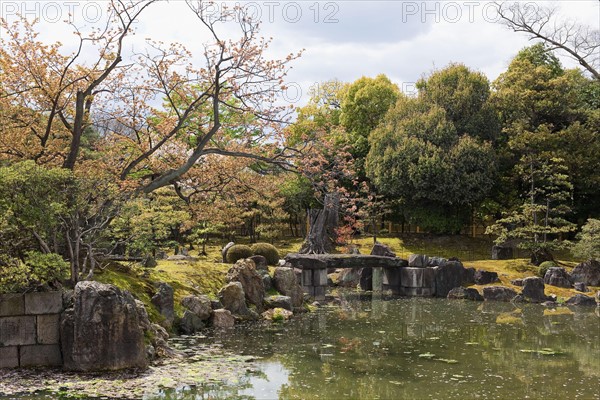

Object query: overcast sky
[1,0,598,105]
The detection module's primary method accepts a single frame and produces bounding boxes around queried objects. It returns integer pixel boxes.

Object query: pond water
[152,293,599,400]
[2,293,599,399]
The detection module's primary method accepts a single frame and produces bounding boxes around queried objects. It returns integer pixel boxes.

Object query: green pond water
[3,293,600,399]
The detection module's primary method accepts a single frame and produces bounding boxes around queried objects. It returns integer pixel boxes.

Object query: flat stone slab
[37,314,60,344]
[0,294,25,317]
[0,346,19,368]
[0,316,36,346]
[24,292,63,315]
[285,254,407,270]
[400,267,435,289]
[19,344,62,367]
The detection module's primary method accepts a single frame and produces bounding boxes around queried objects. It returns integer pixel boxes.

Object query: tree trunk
[299,194,339,254]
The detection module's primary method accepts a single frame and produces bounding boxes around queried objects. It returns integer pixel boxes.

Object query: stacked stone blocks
[0,292,63,368]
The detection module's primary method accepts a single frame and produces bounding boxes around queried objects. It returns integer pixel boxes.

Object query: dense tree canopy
[366,65,497,233]
[492,43,600,222]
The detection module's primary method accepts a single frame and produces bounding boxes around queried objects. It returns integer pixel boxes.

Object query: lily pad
[435,358,458,364]
[519,348,563,356]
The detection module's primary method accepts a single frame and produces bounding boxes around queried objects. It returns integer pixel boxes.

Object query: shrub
[251,243,280,265]
[572,218,600,261]
[538,261,557,278]
[0,252,68,293]
[0,256,30,293]
[226,244,253,264]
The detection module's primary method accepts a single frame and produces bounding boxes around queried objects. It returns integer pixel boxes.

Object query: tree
[0,161,120,281]
[286,80,382,251]
[366,65,497,233]
[495,2,599,80]
[338,74,400,175]
[0,1,298,189]
[486,156,576,264]
[492,44,600,223]
[279,175,317,237]
[572,219,600,261]
[109,190,189,258]
[416,63,500,141]
[0,161,72,257]
[0,1,300,282]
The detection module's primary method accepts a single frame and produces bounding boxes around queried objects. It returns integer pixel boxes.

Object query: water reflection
[152,292,599,400]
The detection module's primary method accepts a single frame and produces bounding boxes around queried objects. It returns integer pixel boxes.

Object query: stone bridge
[284,253,472,301]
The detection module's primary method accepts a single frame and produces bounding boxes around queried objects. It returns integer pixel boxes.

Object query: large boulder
[463,267,476,285]
[179,310,205,334]
[565,294,597,306]
[511,279,524,287]
[211,309,235,328]
[226,259,265,311]
[265,295,293,311]
[181,295,212,321]
[249,255,268,271]
[447,287,483,301]
[428,257,448,267]
[571,260,600,286]
[135,299,151,332]
[474,270,499,285]
[482,286,518,302]
[574,282,588,292]
[151,282,175,327]
[333,268,361,287]
[543,267,573,288]
[134,300,175,360]
[257,269,273,292]
[272,267,304,308]
[520,277,549,303]
[434,261,466,298]
[408,254,429,268]
[491,245,513,260]
[370,242,396,257]
[262,307,293,321]
[217,282,250,317]
[61,281,147,371]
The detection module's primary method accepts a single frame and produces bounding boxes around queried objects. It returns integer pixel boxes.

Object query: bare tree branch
[495,2,599,80]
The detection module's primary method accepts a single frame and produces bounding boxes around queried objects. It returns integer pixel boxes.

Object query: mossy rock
[538,261,557,278]
[225,245,253,264]
[251,243,280,265]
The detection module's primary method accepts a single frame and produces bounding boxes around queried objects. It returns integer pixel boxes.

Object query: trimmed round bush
[251,243,280,265]
[538,261,557,278]
[225,244,253,264]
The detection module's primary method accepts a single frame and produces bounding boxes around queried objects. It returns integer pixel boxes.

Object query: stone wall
[0,292,63,368]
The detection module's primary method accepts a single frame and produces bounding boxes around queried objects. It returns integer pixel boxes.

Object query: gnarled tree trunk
[299,194,339,254]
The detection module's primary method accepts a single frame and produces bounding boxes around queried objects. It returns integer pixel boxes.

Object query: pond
[161,293,599,399]
[2,292,599,399]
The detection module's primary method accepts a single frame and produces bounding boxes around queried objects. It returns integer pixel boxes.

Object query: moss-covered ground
[96,235,596,326]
